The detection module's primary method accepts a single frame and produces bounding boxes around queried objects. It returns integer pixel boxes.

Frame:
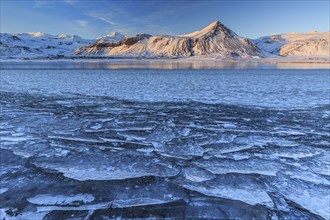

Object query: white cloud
[97,17,117,26]
[75,20,89,27]
[87,13,117,26]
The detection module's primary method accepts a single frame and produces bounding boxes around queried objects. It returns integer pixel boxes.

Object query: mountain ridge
[1,21,329,60]
[74,21,261,58]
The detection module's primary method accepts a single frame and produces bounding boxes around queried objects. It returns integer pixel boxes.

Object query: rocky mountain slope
[1,21,329,60]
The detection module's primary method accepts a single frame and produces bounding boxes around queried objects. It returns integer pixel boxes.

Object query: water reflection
[1,60,329,69]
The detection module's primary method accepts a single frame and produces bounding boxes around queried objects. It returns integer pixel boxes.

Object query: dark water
[0,66,329,219]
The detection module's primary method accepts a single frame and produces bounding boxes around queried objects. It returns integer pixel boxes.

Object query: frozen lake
[1,63,330,219]
[1,66,330,109]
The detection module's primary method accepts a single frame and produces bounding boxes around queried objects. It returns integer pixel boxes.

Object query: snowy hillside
[254,31,330,59]
[0,32,95,59]
[96,32,125,43]
[75,21,262,58]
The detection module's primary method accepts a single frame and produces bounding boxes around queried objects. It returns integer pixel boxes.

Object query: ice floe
[183,167,215,182]
[33,153,179,181]
[195,159,278,176]
[27,193,95,205]
[0,188,8,194]
[112,198,181,208]
[182,184,274,208]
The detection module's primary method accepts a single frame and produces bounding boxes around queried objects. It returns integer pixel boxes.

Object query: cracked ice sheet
[0,136,37,142]
[233,135,298,147]
[181,183,274,208]
[204,136,298,157]
[155,143,205,159]
[36,202,112,212]
[273,149,324,159]
[0,209,48,220]
[183,167,215,182]
[257,144,326,160]
[282,170,330,185]
[194,159,279,176]
[275,177,330,219]
[112,198,182,208]
[32,152,179,181]
[27,194,95,205]
[0,142,71,159]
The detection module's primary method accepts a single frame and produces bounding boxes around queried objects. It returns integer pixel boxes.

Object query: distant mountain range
[1,21,329,60]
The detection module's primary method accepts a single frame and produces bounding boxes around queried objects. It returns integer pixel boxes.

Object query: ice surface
[0,69,329,219]
[1,69,330,108]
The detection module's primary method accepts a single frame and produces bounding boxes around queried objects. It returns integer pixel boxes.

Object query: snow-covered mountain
[254,31,330,59]
[75,21,262,58]
[0,32,94,59]
[1,21,329,60]
[96,32,125,43]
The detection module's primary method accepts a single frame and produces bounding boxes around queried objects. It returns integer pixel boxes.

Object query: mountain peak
[208,20,222,28]
[57,33,70,39]
[97,32,125,42]
[110,32,123,37]
[181,20,230,38]
[27,32,46,37]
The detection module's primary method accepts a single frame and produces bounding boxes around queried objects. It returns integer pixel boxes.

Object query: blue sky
[1,0,329,39]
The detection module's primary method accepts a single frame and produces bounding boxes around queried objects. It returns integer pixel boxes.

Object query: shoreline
[1,56,329,63]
